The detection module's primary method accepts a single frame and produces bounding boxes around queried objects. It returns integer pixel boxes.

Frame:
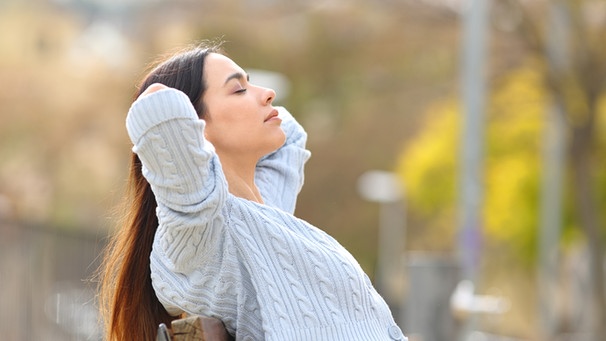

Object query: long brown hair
[98,43,221,341]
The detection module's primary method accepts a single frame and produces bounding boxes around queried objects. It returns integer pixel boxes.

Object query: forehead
[204,53,245,85]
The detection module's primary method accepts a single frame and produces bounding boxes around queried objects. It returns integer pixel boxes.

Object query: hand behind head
[140,83,169,98]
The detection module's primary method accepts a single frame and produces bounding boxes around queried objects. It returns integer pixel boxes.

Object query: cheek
[204,119,248,149]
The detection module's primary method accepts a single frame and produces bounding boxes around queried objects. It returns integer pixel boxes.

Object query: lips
[264,109,279,122]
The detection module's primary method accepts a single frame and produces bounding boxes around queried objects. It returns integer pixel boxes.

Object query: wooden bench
[157,315,234,341]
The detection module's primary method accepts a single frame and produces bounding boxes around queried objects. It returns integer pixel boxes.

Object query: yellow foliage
[484,68,545,245]
[396,66,547,257]
[397,99,459,213]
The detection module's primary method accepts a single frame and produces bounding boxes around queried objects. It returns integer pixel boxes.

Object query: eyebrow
[223,72,249,86]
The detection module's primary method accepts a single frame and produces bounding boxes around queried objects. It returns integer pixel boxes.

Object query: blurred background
[1,0,605,340]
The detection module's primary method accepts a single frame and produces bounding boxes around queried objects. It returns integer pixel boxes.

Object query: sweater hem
[266,319,407,341]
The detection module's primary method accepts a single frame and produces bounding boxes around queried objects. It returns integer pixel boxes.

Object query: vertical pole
[539,1,569,339]
[377,199,406,322]
[458,0,491,339]
[357,171,405,323]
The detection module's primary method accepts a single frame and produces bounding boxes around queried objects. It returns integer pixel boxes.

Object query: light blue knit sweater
[126,88,406,341]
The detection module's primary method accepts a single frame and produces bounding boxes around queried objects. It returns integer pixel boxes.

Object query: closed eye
[235,88,247,94]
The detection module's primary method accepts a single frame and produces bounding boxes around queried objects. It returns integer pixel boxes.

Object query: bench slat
[170,315,233,341]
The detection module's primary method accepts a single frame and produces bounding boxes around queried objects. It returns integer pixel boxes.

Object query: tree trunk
[569,121,606,341]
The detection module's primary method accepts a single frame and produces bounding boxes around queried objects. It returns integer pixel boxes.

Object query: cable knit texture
[126,88,407,341]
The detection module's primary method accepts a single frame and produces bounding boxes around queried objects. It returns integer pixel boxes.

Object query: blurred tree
[396,61,606,337]
[500,0,606,338]
[395,66,545,260]
[397,0,606,337]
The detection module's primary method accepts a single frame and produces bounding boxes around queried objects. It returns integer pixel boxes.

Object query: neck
[218,152,264,203]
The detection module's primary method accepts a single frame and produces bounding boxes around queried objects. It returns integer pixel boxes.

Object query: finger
[141,83,168,97]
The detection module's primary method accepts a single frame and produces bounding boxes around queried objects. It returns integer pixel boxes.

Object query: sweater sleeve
[255,107,311,214]
[126,88,227,273]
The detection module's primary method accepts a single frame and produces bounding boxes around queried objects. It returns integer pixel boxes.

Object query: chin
[265,134,286,155]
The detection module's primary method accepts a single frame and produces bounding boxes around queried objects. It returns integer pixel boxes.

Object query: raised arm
[255,107,311,213]
[126,87,227,272]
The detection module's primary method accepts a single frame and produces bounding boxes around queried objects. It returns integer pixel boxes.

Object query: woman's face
[202,53,285,160]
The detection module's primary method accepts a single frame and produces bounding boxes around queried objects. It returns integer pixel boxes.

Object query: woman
[99,43,407,341]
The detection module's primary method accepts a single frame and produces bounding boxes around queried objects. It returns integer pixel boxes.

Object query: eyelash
[235,88,247,94]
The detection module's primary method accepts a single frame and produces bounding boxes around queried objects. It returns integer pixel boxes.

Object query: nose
[263,87,276,105]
